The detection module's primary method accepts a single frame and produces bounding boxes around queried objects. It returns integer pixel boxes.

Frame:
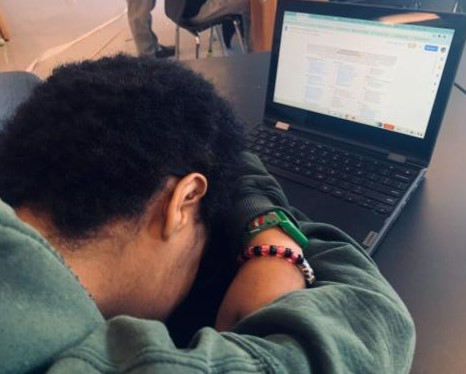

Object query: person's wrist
[247,227,303,256]
[238,243,315,287]
[238,212,315,289]
[244,210,309,251]
[237,254,306,290]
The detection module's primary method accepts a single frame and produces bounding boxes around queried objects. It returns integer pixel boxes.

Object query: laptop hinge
[273,122,416,165]
[275,121,290,131]
[387,152,407,163]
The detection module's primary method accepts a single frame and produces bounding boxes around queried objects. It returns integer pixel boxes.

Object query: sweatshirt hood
[0,200,104,373]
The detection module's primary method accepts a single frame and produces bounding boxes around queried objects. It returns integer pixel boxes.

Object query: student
[0,54,415,373]
[126,0,175,58]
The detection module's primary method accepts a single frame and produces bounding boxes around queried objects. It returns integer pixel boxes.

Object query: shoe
[155,45,175,58]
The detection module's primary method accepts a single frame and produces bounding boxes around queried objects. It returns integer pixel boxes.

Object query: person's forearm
[215,227,306,331]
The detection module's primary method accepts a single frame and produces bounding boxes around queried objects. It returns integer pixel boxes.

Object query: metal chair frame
[165,0,246,59]
[174,15,246,60]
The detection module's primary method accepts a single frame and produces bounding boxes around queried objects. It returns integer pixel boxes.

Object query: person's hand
[215,227,305,331]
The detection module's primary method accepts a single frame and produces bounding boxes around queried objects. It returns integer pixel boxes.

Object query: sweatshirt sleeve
[227,225,416,373]
[48,152,415,374]
[227,151,416,373]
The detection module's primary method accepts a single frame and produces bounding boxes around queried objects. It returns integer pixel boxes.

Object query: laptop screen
[266,1,466,164]
[273,11,455,140]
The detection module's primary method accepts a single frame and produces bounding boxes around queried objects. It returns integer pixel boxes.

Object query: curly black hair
[0,54,245,239]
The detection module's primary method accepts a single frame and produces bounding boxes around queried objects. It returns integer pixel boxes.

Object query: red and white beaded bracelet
[238,245,316,287]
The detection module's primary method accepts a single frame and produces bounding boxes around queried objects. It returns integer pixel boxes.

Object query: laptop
[247,0,466,254]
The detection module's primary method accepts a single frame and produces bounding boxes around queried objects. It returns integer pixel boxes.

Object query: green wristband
[246,210,310,251]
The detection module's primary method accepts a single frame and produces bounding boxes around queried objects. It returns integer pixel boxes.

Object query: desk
[184,52,466,374]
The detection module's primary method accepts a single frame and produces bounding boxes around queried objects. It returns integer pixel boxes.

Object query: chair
[0,72,41,129]
[165,0,246,59]
[453,0,465,12]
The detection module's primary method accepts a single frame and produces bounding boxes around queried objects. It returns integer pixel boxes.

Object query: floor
[0,0,243,78]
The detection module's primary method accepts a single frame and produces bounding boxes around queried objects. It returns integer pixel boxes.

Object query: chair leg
[195,34,201,59]
[208,27,214,56]
[214,25,228,57]
[175,25,180,60]
[452,0,464,12]
[233,19,246,54]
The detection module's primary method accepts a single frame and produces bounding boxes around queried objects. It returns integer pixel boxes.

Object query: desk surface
[184,52,466,374]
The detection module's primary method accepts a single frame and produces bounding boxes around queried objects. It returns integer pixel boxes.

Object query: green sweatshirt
[0,152,415,373]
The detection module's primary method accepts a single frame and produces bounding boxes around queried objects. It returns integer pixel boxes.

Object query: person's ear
[161,173,208,240]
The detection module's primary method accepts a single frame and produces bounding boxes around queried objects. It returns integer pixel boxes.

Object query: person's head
[0,54,244,320]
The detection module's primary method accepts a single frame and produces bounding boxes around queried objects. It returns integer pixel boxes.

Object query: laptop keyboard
[247,127,419,215]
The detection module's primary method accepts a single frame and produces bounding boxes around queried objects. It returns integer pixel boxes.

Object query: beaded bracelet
[238,245,316,287]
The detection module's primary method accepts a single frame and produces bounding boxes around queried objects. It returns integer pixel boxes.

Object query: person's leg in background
[189,0,251,51]
[126,0,175,58]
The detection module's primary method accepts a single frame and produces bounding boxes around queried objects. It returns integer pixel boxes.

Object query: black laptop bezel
[264,0,466,165]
